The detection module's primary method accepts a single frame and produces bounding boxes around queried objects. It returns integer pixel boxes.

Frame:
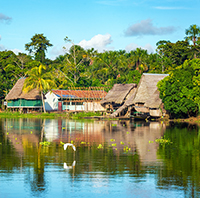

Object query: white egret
[64,143,76,151]
[63,161,76,169]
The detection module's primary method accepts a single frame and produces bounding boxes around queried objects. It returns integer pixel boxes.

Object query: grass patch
[0,111,69,119]
[0,111,102,119]
[71,111,101,119]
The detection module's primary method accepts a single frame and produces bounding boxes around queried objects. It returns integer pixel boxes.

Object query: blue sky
[0,0,200,59]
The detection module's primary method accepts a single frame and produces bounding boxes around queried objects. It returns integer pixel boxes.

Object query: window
[71,102,83,105]
[63,102,70,105]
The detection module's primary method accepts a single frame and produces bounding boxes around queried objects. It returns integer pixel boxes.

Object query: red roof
[52,90,107,99]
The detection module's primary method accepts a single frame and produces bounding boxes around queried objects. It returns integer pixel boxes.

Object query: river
[0,118,199,198]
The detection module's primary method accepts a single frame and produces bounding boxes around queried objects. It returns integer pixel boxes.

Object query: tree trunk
[41,92,46,113]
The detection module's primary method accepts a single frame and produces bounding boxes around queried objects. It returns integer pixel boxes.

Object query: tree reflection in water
[0,118,199,197]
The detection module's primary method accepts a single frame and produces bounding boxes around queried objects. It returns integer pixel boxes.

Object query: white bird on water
[64,143,76,151]
[63,161,76,169]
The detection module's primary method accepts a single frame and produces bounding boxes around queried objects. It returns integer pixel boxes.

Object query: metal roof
[52,90,107,99]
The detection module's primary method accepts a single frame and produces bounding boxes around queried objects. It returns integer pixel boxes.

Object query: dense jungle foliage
[0,25,200,118]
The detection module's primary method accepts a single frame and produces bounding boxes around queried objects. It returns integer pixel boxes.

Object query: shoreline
[0,111,200,126]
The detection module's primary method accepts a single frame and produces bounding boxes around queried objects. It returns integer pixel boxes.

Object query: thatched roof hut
[101,83,137,106]
[133,73,168,105]
[5,77,41,100]
[132,73,169,116]
[5,78,43,112]
[100,83,137,117]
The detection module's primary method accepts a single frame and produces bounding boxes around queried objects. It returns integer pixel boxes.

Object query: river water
[0,118,199,198]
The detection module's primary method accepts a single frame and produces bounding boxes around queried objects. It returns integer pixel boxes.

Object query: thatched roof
[5,77,41,100]
[101,83,137,106]
[132,73,169,107]
[145,89,162,108]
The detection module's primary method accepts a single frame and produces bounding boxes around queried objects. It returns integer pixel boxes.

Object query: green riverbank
[0,111,200,125]
[0,111,102,120]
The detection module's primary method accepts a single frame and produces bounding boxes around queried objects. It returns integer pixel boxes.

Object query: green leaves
[25,33,53,63]
[23,64,57,112]
[158,59,200,118]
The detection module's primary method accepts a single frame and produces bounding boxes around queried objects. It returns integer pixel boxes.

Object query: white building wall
[45,92,59,111]
[85,102,106,112]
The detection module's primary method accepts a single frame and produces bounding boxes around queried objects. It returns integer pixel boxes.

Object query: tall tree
[58,36,90,86]
[0,51,18,101]
[185,24,200,46]
[129,48,148,73]
[25,34,53,63]
[156,40,190,68]
[4,52,34,79]
[185,25,200,58]
[23,64,56,113]
[158,59,200,118]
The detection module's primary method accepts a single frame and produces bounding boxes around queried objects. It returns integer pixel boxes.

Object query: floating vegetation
[120,141,124,145]
[81,141,87,144]
[40,141,51,146]
[111,124,117,126]
[97,144,103,149]
[149,140,154,143]
[110,139,115,142]
[112,143,117,147]
[127,132,130,134]
[155,137,172,144]
[123,146,131,152]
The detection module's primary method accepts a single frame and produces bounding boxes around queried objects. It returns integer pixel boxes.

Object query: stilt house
[5,77,43,112]
[131,73,169,118]
[100,84,137,116]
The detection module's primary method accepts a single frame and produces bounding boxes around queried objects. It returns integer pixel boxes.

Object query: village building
[5,77,43,112]
[101,73,169,119]
[131,73,169,118]
[100,83,137,117]
[45,89,107,112]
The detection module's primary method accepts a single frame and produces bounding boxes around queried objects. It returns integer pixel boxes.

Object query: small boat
[131,111,149,120]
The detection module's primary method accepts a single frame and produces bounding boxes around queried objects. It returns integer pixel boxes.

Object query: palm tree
[185,24,200,59]
[129,48,148,73]
[23,64,56,113]
[185,24,200,46]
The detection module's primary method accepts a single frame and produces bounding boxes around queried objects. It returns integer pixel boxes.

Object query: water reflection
[0,118,200,198]
[64,161,76,169]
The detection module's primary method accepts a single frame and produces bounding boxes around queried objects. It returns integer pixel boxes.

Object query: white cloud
[0,13,12,24]
[154,6,186,10]
[96,0,127,6]
[49,43,72,60]
[124,19,176,37]
[11,49,23,55]
[48,34,113,60]
[125,43,155,54]
[0,44,5,51]
[78,34,113,52]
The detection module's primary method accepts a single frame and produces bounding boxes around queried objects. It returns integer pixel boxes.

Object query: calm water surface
[0,118,199,198]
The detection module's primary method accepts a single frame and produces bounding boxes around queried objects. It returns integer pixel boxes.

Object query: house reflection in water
[44,119,166,164]
[44,119,105,144]
[3,118,166,164]
[101,121,165,163]
[3,118,43,155]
